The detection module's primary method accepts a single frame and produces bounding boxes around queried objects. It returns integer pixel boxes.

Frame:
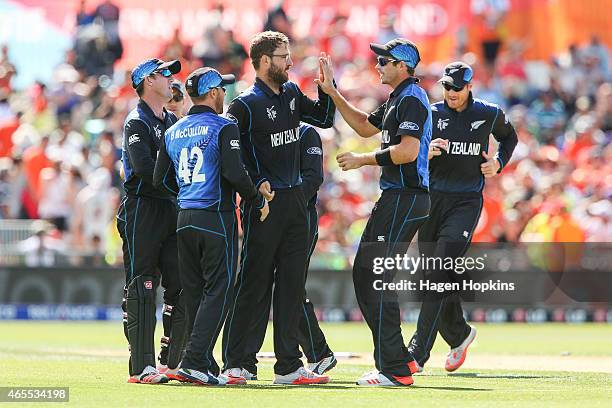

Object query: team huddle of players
[117,30,517,387]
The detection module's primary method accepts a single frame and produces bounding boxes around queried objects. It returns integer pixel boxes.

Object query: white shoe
[273,366,330,385]
[176,368,222,386]
[128,365,169,384]
[356,370,413,387]
[445,325,477,372]
[222,367,257,381]
[308,355,337,375]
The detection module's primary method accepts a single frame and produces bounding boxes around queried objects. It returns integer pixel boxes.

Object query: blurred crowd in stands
[0,0,609,267]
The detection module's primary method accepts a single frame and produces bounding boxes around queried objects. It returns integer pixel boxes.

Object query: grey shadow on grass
[448,373,567,380]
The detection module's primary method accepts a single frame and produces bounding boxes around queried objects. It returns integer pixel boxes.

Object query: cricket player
[297,123,337,374]
[221,31,336,385]
[165,80,189,119]
[407,61,517,373]
[117,58,187,384]
[317,38,431,386]
[153,67,269,386]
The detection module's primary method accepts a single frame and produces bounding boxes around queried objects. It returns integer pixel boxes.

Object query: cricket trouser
[176,208,238,376]
[117,196,183,376]
[353,189,430,377]
[408,191,483,367]
[239,202,333,371]
[222,187,308,376]
[298,203,333,363]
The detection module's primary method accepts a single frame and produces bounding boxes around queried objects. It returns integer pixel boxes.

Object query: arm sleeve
[299,127,324,202]
[395,96,429,140]
[367,101,387,130]
[296,83,336,129]
[152,132,178,195]
[491,107,518,173]
[219,124,265,209]
[124,118,156,183]
[227,98,268,190]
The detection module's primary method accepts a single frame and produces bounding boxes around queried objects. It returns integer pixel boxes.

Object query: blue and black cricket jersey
[121,100,178,199]
[367,77,432,191]
[429,94,518,193]
[226,78,335,190]
[153,105,264,211]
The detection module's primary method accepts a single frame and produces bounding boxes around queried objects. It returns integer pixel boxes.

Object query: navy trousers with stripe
[222,188,308,375]
[238,202,333,371]
[177,208,238,375]
[408,191,482,367]
[298,203,333,363]
[117,196,181,375]
[353,190,430,377]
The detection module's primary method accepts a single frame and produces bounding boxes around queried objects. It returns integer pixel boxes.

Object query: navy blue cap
[131,58,181,88]
[370,38,421,69]
[439,61,473,88]
[185,67,235,97]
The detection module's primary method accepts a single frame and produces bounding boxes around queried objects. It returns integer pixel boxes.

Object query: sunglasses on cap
[377,56,398,67]
[442,82,465,92]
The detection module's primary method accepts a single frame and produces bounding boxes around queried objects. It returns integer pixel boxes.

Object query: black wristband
[375,148,394,166]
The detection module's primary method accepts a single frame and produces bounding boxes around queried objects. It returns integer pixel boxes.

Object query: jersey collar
[255,77,286,97]
[187,105,217,115]
[390,76,420,98]
[138,99,170,122]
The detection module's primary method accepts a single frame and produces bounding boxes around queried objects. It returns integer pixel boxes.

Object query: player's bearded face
[268,59,289,85]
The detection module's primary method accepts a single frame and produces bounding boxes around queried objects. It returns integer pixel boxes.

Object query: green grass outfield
[1,322,611,407]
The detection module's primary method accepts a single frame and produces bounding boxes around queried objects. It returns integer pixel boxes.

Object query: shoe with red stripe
[127,366,169,384]
[356,370,413,387]
[445,325,477,372]
[273,367,330,385]
[157,365,183,381]
[408,359,423,375]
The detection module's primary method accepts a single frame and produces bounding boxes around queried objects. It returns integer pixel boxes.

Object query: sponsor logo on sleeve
[399,121,419,131]
[226,113,238,123]
[230,139,240,149]
[128,134,140,145]
[306,147,322,155]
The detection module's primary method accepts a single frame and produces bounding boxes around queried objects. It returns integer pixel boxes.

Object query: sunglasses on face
[171,92,183,102]
[214,86,226,93]
[442,82,465,92]
[377,56,398,67]
[153,69,172,78]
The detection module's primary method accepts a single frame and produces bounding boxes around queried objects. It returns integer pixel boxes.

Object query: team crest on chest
[289,98,295,114]
[153,125,162,139]
[267,105,277,121]
[437,118,449,131]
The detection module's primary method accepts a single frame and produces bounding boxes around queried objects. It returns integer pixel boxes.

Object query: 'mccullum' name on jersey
[270,127,300,147]
[170,126,209,141]
[449,141,481,156]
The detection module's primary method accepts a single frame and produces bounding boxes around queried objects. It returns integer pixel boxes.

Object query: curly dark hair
[249,31,289,70]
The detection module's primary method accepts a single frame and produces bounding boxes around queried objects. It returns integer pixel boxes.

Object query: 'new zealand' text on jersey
[153,105,261,211]
[121,101,177,199]
[367,77,432,191]
[429,94,518,193]
[227,78,335,190]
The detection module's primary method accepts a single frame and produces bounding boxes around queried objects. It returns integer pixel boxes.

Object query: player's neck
[141,94,166,120]
[257,74,282,95]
